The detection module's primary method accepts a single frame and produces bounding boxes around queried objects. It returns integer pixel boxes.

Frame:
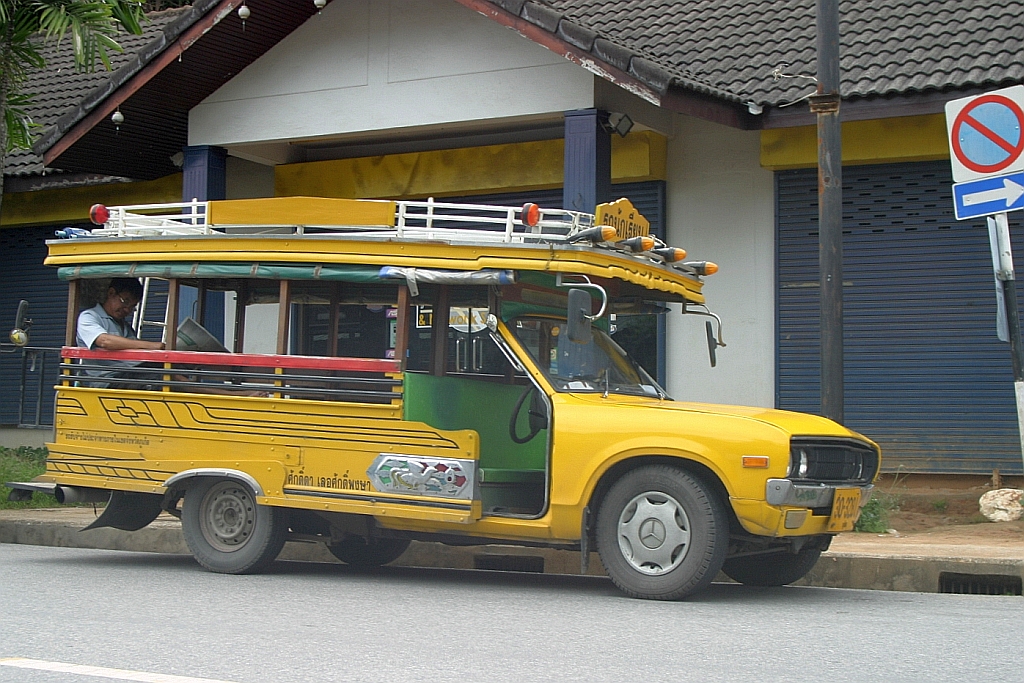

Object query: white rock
[979,488,1024,522]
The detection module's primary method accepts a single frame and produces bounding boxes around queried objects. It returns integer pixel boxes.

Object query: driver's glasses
[115,294,138,312]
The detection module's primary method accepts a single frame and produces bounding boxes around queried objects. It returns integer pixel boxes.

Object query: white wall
[664,115,775,408]
[189,0,594,148]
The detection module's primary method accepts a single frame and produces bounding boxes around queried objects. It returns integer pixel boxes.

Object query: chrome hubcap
[617,491,690,575]
[200,482,255,552]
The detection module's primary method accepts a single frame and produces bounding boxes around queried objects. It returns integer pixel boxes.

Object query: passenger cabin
[46,197,710,520]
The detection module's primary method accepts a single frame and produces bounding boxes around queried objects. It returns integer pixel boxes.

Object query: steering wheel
[509,385,546,444]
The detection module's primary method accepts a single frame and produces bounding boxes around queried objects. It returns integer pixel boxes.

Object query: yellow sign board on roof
[595,197,649,239]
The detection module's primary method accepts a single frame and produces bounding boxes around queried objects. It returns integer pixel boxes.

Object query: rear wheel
[596,465,727,600]
[181,478,286,574]
[721,548,822,586]
[327,537,411,567]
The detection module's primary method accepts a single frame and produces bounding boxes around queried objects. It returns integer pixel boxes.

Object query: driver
[76,277,163,387]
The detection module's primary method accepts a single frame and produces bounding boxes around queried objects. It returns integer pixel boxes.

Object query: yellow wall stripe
[1,174,183,228]
[760,113,950,170]
[275,131,667,199]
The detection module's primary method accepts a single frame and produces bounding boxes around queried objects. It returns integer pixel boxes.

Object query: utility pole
[811,0,844,423]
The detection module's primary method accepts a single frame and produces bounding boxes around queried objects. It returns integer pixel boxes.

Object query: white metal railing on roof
[90,200,214,237]
[76,198,595,244]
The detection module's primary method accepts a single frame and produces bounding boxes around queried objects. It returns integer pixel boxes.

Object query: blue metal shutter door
[777,160,1024,475]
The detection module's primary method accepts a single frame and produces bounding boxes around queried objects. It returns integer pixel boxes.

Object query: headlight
[798,449,809,478]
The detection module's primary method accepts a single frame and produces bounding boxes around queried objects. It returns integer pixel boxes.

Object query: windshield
[509,317,669,398]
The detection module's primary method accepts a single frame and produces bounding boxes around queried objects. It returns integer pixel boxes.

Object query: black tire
[596,465,727,600]
[181,478,286,574]
[327,537,411,568]
[722,548,822,587]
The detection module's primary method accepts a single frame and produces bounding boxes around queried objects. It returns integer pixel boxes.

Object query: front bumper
[766,478,873,508]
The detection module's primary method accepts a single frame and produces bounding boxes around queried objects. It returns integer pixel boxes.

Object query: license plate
[827,488,861,532]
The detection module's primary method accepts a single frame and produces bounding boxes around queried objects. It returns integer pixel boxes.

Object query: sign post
[946,85,1024,474]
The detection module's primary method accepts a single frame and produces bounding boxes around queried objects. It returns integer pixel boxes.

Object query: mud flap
[82,491,163,532]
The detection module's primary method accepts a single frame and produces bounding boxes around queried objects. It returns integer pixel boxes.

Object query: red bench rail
[61,347,401,373]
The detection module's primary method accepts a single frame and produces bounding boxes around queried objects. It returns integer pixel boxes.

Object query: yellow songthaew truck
[7,196,879,600]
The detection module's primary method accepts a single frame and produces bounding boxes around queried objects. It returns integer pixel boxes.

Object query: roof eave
[31,0,229,160]
[456,0,759,130]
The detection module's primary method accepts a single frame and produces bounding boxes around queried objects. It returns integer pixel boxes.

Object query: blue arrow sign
[952,172,1024,220]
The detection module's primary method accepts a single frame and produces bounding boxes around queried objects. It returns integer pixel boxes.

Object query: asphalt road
[1,544,1020,683]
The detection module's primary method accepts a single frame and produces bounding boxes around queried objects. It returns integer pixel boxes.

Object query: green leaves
[4,91,39,152]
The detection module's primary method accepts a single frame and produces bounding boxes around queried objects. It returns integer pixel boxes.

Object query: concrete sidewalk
[1,507,1022,594]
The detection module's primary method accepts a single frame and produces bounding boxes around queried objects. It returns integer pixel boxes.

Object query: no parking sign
[946,85,1024,183]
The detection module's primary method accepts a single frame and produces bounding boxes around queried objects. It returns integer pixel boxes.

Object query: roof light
[90,204,110,225]
[521,203,541,228]
[685,261,718,276]
[618,236,655,252]
[652,247,687,262]
[568,226,618,243]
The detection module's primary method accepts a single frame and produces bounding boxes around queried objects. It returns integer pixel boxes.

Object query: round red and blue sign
[951,94,1024,175]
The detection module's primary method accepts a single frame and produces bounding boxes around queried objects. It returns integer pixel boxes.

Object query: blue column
[181,145,227,341]
[562,109,611,213]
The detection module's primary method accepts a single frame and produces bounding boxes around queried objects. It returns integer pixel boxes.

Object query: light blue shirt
[76,304,140,385]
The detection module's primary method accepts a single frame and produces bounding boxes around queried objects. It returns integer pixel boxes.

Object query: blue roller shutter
[0,225,72,427]
[777,160,1024,475]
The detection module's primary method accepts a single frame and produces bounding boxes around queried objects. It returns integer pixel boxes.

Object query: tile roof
[495,0,1024,106]
[5,7,191,178]
[9,0,1024,179]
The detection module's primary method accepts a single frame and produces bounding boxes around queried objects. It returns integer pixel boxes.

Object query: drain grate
[473,554,545,573]
[939,572,1022,596]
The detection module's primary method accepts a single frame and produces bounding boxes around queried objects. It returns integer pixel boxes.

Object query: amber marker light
[89,204,110,225]
[521,202,541,228]
[652,247,687,262]
[568,225,618,243]
[618,235,656,252]
[742,456,770,468]
[684,261,719,275]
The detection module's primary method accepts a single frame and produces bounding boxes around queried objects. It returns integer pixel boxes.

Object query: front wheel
[721,548,822,587]
[181,478,286,574]
[596,465,727,600]
[327,537,411,568]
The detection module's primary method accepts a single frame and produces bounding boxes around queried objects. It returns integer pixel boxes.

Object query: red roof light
[90,204,110,225]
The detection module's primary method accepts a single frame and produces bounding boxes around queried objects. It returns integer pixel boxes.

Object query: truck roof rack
[83,197,593,244]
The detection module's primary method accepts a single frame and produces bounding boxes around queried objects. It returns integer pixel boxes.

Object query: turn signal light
[521,202,541,227]
[568,225,618,243]
[652,247,687,262]
[89,204,110,225]
[685,261,719,275]
[618,235,655,252]
[742,455,770,468]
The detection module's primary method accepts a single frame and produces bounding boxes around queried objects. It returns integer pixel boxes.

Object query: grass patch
[931,499,948,513]
[854,491,899,533]
[0,446,58,510]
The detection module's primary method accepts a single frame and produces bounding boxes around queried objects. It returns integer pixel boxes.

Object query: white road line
[0,658,240,683]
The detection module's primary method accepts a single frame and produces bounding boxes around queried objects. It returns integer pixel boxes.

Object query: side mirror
[10,300,30,347]
[566,288,593,343]
[705,320,717,368]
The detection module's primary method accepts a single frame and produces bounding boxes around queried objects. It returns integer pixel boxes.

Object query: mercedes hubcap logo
[639,518,666,548]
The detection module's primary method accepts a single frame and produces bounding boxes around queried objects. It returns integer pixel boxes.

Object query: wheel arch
[584,455,737,544]
[163,468,265,496]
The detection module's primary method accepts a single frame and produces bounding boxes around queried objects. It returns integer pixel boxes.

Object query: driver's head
[102,277,144,320]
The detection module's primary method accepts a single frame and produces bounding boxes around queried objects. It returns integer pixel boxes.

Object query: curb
[2,516,1022,594]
